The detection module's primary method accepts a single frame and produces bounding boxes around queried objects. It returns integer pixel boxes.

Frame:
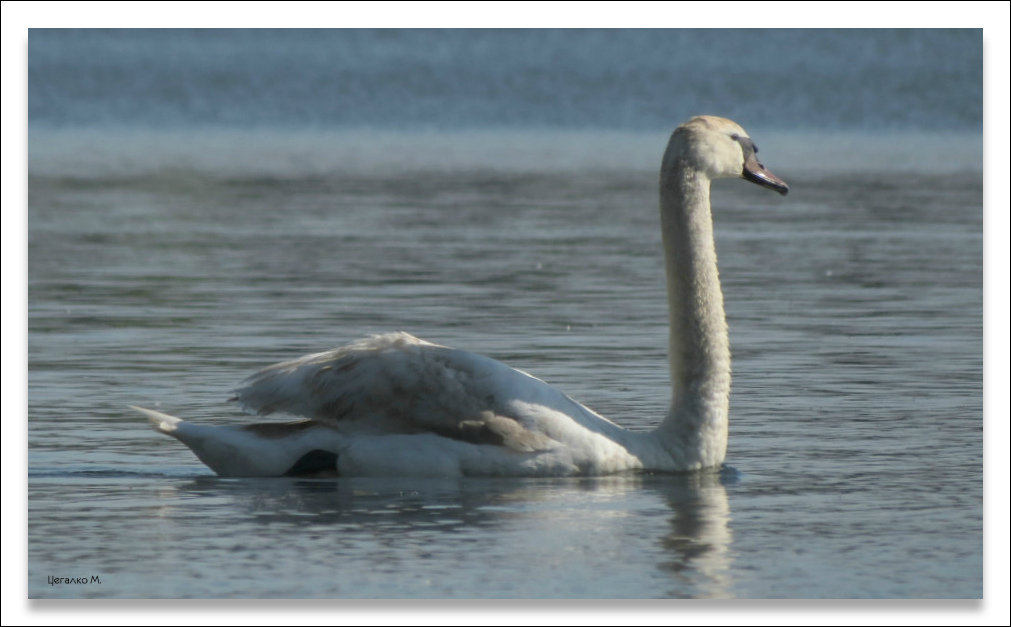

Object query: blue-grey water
[24,29,983,600]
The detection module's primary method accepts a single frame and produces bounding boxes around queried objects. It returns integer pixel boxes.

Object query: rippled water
[27,28,982,132]
[26,128,982,599]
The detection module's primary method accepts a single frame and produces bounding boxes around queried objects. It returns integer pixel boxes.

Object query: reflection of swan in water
[160,472,736,597]
[134,115,787,477]
[656,470,735,598]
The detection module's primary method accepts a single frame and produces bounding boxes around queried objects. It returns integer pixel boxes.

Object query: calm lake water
[22,29,985,602]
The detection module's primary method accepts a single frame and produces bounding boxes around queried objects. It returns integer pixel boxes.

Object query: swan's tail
[130,405,184,435]
[131,404,253,475]
[130,405,341,477]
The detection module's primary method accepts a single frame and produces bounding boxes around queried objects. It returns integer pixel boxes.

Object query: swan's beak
[742,152,789,195]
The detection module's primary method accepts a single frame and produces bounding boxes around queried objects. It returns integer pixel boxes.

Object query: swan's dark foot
[283,449,339,477]
[718,464,742,484]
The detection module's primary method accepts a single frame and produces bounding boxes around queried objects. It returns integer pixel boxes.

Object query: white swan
[134,115,788,477]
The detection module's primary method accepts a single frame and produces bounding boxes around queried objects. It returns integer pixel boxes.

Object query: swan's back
[233,332,634,461]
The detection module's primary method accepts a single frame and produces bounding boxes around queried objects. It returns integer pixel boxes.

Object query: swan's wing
[231,332,601,453]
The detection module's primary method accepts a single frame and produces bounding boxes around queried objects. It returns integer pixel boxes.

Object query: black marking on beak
[734,135,789,195]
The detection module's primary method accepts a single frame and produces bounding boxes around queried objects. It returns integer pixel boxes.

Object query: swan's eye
[730,133,739,141]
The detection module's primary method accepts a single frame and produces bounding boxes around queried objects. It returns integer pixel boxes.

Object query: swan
[133,115,788,477]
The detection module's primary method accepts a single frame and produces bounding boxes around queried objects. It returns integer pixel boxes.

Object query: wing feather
[231,332,570,453]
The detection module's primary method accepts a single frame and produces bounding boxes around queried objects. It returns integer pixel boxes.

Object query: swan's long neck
[655,155,731,469]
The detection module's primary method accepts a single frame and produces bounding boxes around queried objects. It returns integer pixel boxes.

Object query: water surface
[27,129,983,598]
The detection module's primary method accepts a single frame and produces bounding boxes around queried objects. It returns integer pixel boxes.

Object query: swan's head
[667,115,789,195]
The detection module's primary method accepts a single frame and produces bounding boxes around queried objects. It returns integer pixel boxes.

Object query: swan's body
[136,116,788,477]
